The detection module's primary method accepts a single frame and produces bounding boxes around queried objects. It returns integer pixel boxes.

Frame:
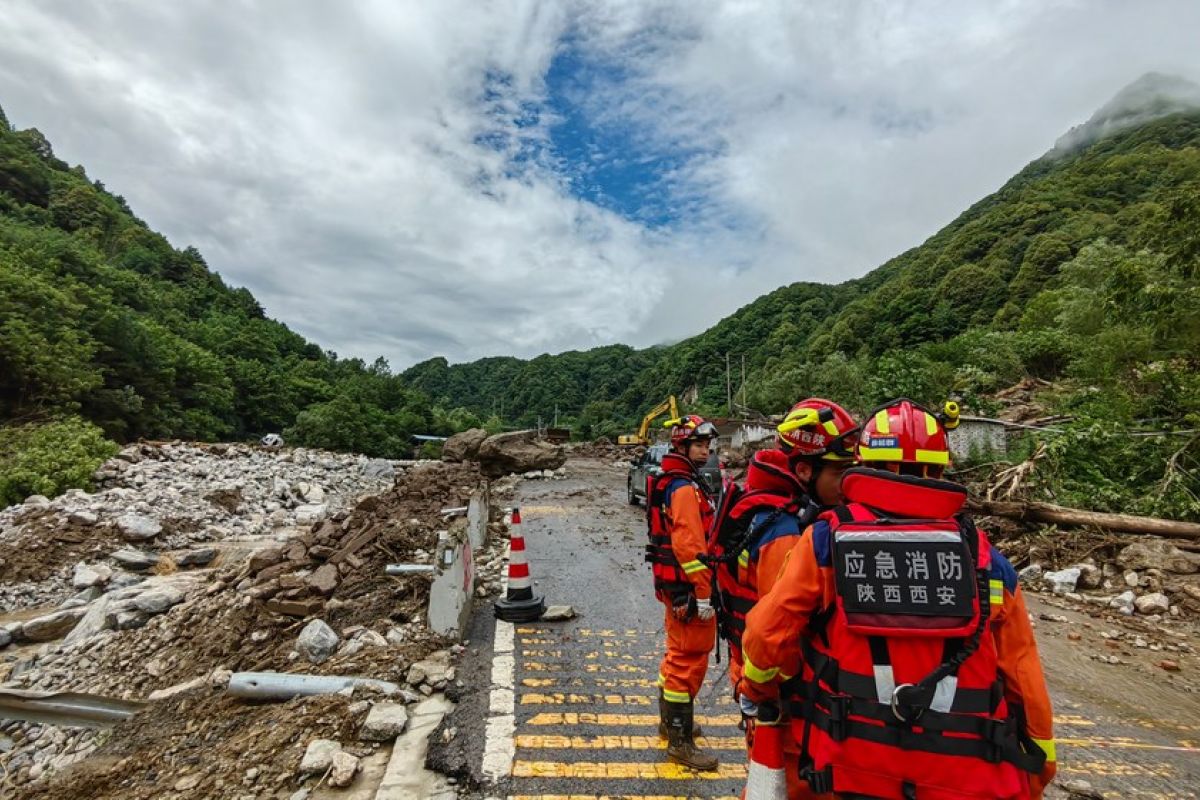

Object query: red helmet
[667,414,718,448]
[858,398,951,470]
[776,398,859,461]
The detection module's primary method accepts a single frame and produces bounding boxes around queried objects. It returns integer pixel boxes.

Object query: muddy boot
[664,700,719,771]
[658,693,702,738]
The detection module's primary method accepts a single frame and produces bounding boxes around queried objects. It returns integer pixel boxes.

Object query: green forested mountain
[407,77,1200,518]
[0,103,484,503]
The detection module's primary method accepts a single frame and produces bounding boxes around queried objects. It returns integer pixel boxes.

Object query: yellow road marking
[526,712,741,727]
[1060,736,1200,754]
[523,662,648,674]
[521,677,658,689]
[521,505,569,514]
[515,734,745,750]
[512,761,748,780]
[1061,760,1175,778]
[521,693,653,706]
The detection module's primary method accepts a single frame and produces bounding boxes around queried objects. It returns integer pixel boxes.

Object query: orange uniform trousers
[658,602,716,702]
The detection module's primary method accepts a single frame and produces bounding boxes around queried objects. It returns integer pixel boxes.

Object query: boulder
[21,609,88,642]
[1018,564,1043,583]
[297,619,339,664]
[116,513,162,541]
[298,738,340,776]
[72,562,113,590]
[362,459,395,478]
[111,548,160,571]
[294,504,328,526]
[477,430,566,478]
[1118,541,1199,575]
[306,564,339,596]
[1109,590,1136,615]
[173,547,217,568]
[133,586,186,614]
[442,428,488,463]
[68,510,99,526]
[1043,567,1081,595]
[328,751,360,788]
[360,703,409,741]
[1075,563,1103,591]
[1134,592,1171,615]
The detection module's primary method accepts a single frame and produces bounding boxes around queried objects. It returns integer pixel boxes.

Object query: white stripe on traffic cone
[744,722,787,800]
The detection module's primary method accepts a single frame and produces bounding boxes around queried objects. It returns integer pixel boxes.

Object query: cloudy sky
[3,2,1199,369]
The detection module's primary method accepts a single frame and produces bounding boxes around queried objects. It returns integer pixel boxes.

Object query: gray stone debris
[1134,592,1171,615]
[328,750,360,787]
[116,513,162,541]
[172,547,217,567]
[132,586,185,614]
[298,738,340,775]
[1118,540,1200,574]
[1042,567,1081,595]
[541,605,577,621]
[110,548,160,571]
[21,609,87,642]
[1109,590,1136,615]
[296,619,340,665]
[71,562,113,590]
[360,703,410,741]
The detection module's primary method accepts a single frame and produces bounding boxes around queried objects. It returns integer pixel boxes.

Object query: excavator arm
[618,395,680,446]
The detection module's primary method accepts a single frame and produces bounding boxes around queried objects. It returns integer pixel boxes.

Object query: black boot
[658,692,703,738]
[663,699,719,771]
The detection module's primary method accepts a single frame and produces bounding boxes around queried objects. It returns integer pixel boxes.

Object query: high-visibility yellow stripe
[743,656,779,684]
[526,712,742,726]
[925,413,939,436]
[989,579,1005,606]
[737,550,749,568]
[915,448,950,465]
[681,559,708,575]
[858,445,903,462]
[515,734,746,750]
[822,419,840,436]
[512,761,748,779]
[1033,737,1056,763]
[874,410,891,434]
[657,674,691,703]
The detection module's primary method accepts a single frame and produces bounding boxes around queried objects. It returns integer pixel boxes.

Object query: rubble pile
[0,445,494,797]
[0,442,399,610]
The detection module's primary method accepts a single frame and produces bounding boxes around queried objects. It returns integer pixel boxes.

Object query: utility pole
[740,354,746,412]
[554,405,559,427]
[726,352,732,416]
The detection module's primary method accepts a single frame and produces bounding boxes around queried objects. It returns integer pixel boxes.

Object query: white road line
[483,539,517,783]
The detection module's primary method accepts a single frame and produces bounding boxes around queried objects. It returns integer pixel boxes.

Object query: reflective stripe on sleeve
[1032,737,1056,762]
[681,559,709,575]
[989,578,1005,607]
[743,656,779,684]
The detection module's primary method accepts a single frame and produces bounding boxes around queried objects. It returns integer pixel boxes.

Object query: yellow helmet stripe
[822,420,840,436]
[873,409,890,435]
[859,445,904,461]
[915,448,950,465]
[925,413,939,436]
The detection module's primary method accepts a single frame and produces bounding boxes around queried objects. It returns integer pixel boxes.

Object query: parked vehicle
[627,444,723,505]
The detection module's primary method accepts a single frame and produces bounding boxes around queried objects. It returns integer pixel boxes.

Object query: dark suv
[627,444,723,505]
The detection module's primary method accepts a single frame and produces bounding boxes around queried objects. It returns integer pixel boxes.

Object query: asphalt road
[440,458,1200,800]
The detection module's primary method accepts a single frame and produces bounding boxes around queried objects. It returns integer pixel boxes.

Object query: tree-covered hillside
[407,81,1200,519]
[0,103,485,504]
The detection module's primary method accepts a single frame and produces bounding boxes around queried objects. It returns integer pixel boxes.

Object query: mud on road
[441,457,1200,800]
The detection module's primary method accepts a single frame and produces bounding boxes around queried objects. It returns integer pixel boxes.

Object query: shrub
[0,416,118,508]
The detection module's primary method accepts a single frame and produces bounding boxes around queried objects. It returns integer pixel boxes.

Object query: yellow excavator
[618,395,680,446]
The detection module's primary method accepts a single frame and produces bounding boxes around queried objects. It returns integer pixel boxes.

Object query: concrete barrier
[467,485,490,551]
[427,525,475,639]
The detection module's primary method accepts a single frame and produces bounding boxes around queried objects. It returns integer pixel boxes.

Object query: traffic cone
[494,507,546,622]
[744,722,787,800]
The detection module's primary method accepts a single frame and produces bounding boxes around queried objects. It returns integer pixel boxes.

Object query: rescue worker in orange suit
[645,414,721,770]
[740,399,1056,799]
[712,400,859,799]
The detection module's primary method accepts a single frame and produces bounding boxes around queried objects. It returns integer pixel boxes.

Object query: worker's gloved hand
[671,594,693,621]
[694,597,716,621]
[1029,761,1056,799]
[738,694,759,718]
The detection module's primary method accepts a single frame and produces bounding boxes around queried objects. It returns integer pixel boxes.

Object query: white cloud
[2,1,1199,366]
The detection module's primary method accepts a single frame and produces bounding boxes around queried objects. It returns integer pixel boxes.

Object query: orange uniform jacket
[742,524,1057,796]
[664,480,713,599]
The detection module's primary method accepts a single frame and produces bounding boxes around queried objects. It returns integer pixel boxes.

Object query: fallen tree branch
[968,498,1200,540]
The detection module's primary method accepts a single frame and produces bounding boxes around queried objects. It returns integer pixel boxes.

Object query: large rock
[116,513,162,541]
[360,703,409,741]
[298,739,340,776]
[1118,541,1199,575]
[328,751,360,788]
[297,619,339,664]
[1043,567,1081,595]
[477,430,566,477]
[21,609,87,642]
[111,548,160,571]
[442,428,488,463]
[133,586,186,614]
[362,459,395,478]
[1134,592,1171,615]
[72,562,113,589]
